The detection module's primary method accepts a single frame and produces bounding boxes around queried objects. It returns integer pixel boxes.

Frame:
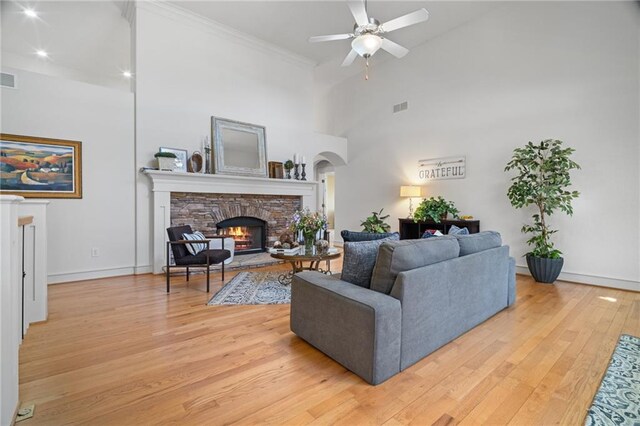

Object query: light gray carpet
[207,271,290,305]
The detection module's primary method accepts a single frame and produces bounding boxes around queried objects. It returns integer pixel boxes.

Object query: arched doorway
[313,151,346,245]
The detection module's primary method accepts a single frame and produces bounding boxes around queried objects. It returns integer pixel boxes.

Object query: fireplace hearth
[217,216,266,255]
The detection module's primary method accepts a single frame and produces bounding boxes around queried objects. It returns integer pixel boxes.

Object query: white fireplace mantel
[144,170,318,274]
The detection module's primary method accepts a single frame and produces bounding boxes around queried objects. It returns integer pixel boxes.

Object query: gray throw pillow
[370,237,460,294]
[341,234,400,288]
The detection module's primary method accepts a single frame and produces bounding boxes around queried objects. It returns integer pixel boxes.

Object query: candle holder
[301,163,307,181]
[204,146,211,174]
[294,164,300,180]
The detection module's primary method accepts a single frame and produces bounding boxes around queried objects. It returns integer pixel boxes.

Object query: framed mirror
[211,117,267,177]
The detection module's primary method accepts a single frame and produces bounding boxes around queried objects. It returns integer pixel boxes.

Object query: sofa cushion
[341,234,400,288]
[456,231,502,256]
[341,230,400,242]
[370,236,460,294]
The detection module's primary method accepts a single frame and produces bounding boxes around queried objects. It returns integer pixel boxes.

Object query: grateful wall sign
[418,156,465,181]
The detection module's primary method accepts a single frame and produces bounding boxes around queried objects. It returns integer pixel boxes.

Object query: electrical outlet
[91,247,99,257]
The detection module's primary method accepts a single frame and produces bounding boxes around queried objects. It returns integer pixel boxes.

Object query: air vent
[1,72,17,89]
[393,101,408,113]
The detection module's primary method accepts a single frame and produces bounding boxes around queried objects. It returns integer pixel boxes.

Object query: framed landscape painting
[0,134,82,198]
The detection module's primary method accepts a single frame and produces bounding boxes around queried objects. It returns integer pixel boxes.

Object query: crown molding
[134,0,316,69]
[120,0,135,24]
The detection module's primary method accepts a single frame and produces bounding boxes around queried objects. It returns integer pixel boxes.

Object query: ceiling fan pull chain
[365,57,369,81]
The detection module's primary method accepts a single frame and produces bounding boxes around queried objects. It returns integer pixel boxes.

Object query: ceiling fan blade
[308,33,353,43]
[341,49,359,67]
[348,0,369,27]
[380,38,409,58]
[381,8,429,33]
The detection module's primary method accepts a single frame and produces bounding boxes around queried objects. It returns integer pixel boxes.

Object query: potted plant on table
[289,208,328,253]
[361,209,391,233]
[413,196,459,223]
[505,139,580,283]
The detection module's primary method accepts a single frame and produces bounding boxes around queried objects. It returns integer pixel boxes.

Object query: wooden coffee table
[270,249,341,285]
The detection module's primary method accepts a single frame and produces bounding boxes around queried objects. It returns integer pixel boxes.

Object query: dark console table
[398,218,480,239]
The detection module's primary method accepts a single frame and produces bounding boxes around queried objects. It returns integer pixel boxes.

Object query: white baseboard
[134,265,153,274]
[515,265,639,292]
[48,266,135,284]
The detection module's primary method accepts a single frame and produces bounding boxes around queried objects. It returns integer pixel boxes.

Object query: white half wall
[321,2,640,290]
[1,68,136,283]
[133,2,346,273]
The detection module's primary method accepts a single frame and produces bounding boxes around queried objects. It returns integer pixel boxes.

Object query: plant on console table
[361,209,391,233]
[289,208,328,253]
[505,139,580,284]
[413,196,459,223]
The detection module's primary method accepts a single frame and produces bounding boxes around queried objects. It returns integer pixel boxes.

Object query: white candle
[294,154,299,164]
[301,156,306,164]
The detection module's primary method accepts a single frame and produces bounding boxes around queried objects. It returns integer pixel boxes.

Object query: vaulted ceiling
[1,1,501,88]
[172,1,501,65]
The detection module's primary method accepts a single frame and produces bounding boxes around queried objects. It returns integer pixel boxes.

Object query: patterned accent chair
[166,225,231,293]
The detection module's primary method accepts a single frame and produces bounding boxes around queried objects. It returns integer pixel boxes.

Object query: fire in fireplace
[216,217,266,255]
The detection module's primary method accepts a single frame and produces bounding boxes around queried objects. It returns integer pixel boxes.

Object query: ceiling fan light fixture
[351,34,382,57]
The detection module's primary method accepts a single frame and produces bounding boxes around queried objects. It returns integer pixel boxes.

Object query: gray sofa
[290,231,516,385]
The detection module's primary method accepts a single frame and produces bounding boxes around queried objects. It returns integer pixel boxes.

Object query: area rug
[585,334,640,426]
[211,252,284,271]
[207,271,290,305]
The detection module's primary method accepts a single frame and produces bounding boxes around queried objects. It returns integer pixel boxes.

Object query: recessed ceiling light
[122,71,132,78]
[24,8,38,18]
[36,50,48,58]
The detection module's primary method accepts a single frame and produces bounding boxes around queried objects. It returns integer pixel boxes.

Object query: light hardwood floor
[18,261,639,425]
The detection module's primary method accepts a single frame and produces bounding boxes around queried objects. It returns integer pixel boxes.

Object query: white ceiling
[1,1,131,89]
[0,1,501,88]
[171,1,502,65]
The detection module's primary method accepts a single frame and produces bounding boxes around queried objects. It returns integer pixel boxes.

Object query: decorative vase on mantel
[303,232,316,254]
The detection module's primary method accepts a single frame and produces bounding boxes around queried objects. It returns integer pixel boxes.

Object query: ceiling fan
[309,0,429,78]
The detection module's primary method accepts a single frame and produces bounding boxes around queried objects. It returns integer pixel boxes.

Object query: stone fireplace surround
[144,170,317,274]
[171,192,302,247]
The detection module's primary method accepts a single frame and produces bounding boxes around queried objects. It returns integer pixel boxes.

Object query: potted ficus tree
[505,139,580,283]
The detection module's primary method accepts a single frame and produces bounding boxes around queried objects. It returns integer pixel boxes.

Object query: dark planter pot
[526,254,564,284]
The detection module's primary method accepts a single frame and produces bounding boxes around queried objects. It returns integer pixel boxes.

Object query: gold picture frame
[0,134,82,199]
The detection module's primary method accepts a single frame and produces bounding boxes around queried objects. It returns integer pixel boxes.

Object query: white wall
[321,2,640,290]
[133,2,346,273]
[1,68,136,283]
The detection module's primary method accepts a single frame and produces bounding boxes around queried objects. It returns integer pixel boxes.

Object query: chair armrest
[169,239,212,245]
[203,235,226,249]
[290,271,401,385]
